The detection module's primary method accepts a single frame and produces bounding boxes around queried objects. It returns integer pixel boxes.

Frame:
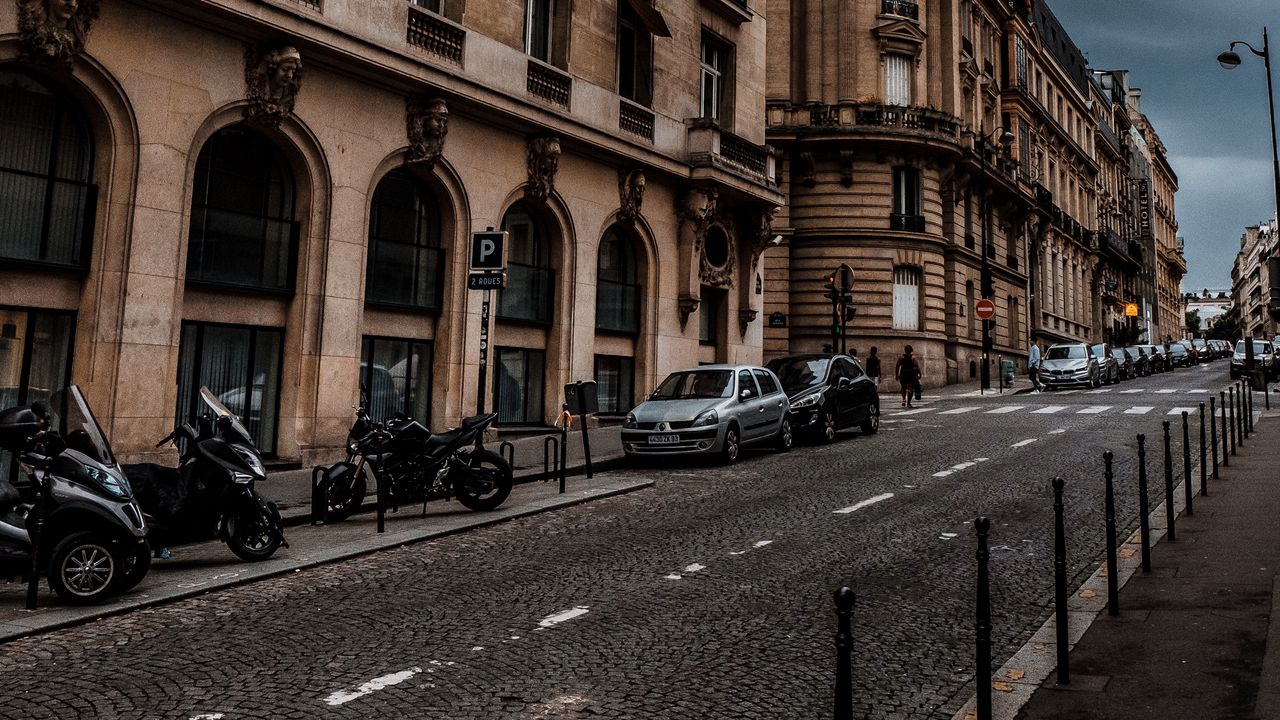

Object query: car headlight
[624,412,637,429]
[692,409,718,427]
[791,393,821,409]
[84,464,130,498]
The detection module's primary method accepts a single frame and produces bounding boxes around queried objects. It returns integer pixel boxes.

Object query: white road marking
[325,667,423,706]
[1011,439,1038,448]
[683,563,705,573]
[753,540,773,548]
[1031,405,1068,414]
[1124,406,1154,414]
[1049,428,1068,434]
[1086,388,1113,394]
[1168,407,1196,416]
[728,550,747,556]
[933,470,954,477]
[1187,389,1209,393]
[893,408,935,416]
[190,715,224,720]
[833,492,895,515]
[471,646,484,651]
[663,573,682,579]
[1053,390,1079,395]
[1120,388,1145,394]
[1155,389,1178,394]
[939,406,981,415]
[538,606,591,628]
[986,405,1024,414]
[939,532,958,540]
[1077,405,1111,414]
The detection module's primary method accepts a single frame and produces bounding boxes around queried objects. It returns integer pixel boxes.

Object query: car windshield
[1234,341,1271,355]
[1090,344,1107,357]
[650,370,734,400]
[1111,349,1126,359]
[49,385,114,466]
[1125,346,1144,356]
[1046,346,1086,360]
[766,357,830,394]
[200,386,256,447]
[1169,344,1186,355]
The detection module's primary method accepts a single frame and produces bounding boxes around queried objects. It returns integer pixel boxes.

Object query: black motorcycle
[0,386,150,605]
[124,387,286,562]
[319,409,513,522]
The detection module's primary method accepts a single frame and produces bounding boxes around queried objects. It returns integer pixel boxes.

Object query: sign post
[823,264,856,355]
[469,229,508,416]
[975,300,996,395]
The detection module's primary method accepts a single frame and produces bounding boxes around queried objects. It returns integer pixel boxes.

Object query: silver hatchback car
[623,364,792,464]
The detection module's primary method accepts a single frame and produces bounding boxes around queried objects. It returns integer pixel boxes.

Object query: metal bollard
[1230,387,1238,456]
[1137,434,1151,573]
[376,468,387,534]
[1221,391,1230,466]
[1248,382,1255,433]
[1237,383,1246,446]
[975,516,993,720]
[559,419,568,494]
[311,465,329,526]
[1210,397,1220,479]
[1182,411,1193,516]
[1163,421,1176,542]
[1103,450,1119,616]
[25,473,48,610]
[833,586,855,720]
[1052,477,1070,684]
[1199,403,1208,497]
[543,435,560,481]
[1243,382,1251,440]
[1266,383,1271,411]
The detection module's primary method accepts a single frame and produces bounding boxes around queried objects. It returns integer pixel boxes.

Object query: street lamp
[977,123,1015,392]
[1218,29,1280,251]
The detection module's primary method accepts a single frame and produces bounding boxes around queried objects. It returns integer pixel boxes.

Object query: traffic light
[980,265,994,297]
[842,303,857,323]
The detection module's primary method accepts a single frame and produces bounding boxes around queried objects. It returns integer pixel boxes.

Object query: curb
[0,479,653,645]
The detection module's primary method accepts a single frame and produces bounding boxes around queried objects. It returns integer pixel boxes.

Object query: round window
[704,227,730,269]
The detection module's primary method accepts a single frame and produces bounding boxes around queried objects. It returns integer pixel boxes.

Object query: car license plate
[648,434,679,444]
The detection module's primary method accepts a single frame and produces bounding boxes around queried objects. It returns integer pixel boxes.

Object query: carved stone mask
[17,0,101,66]
[407,97,449,167]
[245,44,303,127]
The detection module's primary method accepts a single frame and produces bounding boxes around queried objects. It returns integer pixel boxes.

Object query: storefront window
[493,347,545,425]
[360,336,433,426]
[176,322,283,454]
[0,308,74,485]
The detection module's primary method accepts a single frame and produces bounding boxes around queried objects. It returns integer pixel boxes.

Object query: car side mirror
[837,377,853,388]
[739,390,753,402]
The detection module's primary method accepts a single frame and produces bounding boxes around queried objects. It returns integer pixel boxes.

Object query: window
[494,347,545,424]
[594,354,634,415]
[617,0,653,105]
[0,308,74,485]
[699,288,724,345]
[187,126,298,292]
[700,32,733,123]
[596,226,641,334]
[892,166,921,217]
[1014,36,1027,90]
[0,70,96,270]
[1009,296,1020,345]
[884,54,912,106]
[892,266,921,331]
[524,0,553,61]
[737,369,758,398]
[965,280,976,338]
[176,322,283,454]
[411,0,442,12]
[498,202,555,324]
[360,337,433,426]
[752,369,779,396]
[366,169,444,310]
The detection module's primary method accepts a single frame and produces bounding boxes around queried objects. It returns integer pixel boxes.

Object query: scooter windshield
[199,387,255,447]
[50,385,115,466]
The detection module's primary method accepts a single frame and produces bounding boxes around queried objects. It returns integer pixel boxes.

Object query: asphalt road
[0,362,1239,719]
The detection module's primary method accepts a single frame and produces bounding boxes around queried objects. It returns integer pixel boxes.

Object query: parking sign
[470,231,508,272]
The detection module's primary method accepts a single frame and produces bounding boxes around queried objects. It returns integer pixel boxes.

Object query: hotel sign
[1135,179,1152,242]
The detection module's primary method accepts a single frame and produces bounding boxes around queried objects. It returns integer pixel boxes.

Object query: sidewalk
[263,423,624,522]
[1011,409,1280,720]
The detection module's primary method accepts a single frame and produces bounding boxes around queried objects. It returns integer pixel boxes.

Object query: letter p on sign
[470,231,508,272]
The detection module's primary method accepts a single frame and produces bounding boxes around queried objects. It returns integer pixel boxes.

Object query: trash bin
[1001,359,1016,387]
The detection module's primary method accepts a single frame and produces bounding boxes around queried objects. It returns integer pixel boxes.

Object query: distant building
[1231,218,1278,339]
[1184,289,1231,330]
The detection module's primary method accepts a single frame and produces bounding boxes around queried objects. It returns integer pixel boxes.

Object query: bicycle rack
[499,440,515,470]
[543,435,561,481]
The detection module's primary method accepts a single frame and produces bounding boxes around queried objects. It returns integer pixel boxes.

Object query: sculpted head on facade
[407,97,449,167]
[525,137,561,200]
[17,0,102,66]
[245,44,303,126]
[616,169,646,223]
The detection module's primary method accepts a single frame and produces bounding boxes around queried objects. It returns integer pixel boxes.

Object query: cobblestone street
[0,364,1235,719]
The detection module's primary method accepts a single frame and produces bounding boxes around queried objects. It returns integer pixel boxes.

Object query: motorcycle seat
[427,428,464,447]
[460,413,496,429]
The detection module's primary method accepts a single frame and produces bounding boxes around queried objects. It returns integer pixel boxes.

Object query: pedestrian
[1028,333,1043,392]
[866,346,881,388]
[895,345,921,408]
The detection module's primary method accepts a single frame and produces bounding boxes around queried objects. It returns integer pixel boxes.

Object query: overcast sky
[1047,1,1277,292]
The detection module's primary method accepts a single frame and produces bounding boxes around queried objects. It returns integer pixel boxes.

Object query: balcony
[526,59,570,108]
[407,5,465,65]
[890,213,925,232]
[619,99,655,142]
[880,0,918,20]
[687,119,776,187]
[767,102,961,146]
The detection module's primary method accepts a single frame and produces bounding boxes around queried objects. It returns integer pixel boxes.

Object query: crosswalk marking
[1011,438,1038,448]
[893,408,935,416]
[1086,388,1114,394]
[1187,389,1209,393]
[1124,406,1154,415]
[1155,389,1177,394]
[1077,405,1111,414]
[1168,407,1196,416]
[938,406,981,415]
[986,406,1024,414]
[1052,390,1079,395]
[1120,389,1145,394]
[1031,406,1068,414]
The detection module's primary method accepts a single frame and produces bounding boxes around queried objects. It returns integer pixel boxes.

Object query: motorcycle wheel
[226,507,283,562]
[325,464,368,523]
[113,540,152,594]
[48,532,120,605]
[455,449,513,512]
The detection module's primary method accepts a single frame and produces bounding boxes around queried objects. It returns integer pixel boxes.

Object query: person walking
[1028,333,1043,392]
[866,346,882,388]
[895,345,921,408]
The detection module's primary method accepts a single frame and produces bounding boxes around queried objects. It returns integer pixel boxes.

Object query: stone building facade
[760,0,1173,386]
[1232,218,1278,339]
[0,0,781,467]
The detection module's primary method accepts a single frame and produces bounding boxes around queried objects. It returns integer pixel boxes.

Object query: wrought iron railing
[890,213,925,232]
[407,5,464,65]
[880,0,918,20]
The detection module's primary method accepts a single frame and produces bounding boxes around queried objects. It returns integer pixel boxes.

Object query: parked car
[1141,344,1168,373]
[623,365,792,464]
[1111,347,1136,380]
[1124,346,1151,377]
[1091,343,1119,385]
[1041,343,1101,389]
[1231,339,1279,380]
[1166,342,1194,368]
[766,354,879,443]
[1213,339,1232,359]
[1191,339,1212,362]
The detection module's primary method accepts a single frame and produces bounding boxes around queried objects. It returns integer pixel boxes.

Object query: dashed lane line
[892,407,935,416]
[325,667,425,706]
[1086,388,1114,394]
[1168,406,1197,415]
[933,458,990,477]
[1077,405,1111,414]
[1010,438,1038,448]
[1120,388,1145,394]
[1030,405,1068,414]
[833,492,895,515]
[1124,406,1154,414]
[1187,389,1209,393]
[1049,428,1068,434]
[538,606,591,628]
[1155,389,1178,394]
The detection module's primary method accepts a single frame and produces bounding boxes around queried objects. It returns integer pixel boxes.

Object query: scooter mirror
[33,430,66,458]
[29,402,46,420]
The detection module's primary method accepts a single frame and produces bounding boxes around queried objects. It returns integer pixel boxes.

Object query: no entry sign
[975,299,996,320]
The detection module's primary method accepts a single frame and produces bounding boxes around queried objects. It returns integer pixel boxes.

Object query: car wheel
[820,409,838,443]
[720,425,740,465]
[860,401,880,435]
[774,416,793,452]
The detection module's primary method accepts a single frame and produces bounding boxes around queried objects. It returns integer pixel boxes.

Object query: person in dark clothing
[866,346,882,388]
[895,345,921,408]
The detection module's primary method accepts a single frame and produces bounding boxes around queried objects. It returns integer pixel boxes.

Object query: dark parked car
[766,354,879,442]
[1124,346,1151,376]
[1140,344,1168,373]
[1191,339,1212,362]
[1166,342,1194,368]
[1111,347,1135,380]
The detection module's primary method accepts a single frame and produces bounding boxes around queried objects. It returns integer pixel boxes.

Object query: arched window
[366,169,443,310]
[187,126,297,292]
[0,69,95,269]
[595,226,640,334]
[497,201,554,324]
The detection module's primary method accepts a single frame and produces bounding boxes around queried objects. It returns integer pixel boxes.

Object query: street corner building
[758,0,1183,387]
[0,0,783,466]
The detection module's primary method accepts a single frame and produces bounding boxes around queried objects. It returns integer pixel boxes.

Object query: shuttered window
[884,54,912,106]
[892,266,921,331]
